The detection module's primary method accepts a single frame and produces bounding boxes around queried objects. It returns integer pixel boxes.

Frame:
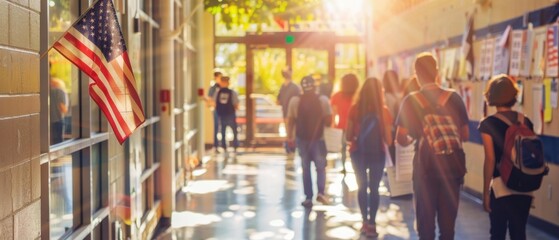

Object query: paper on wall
[510,30,524,76]
[532,27,547,77]
[552,78,558,109]
[520,23,534,77]
[532,83,544,134]
[544,78,553,123]
[546,24,559,77]
[493,26,511,75]
[480,38,495,80]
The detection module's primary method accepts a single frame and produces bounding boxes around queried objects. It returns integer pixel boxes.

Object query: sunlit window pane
[49,1,80,145]
[50,153,77,239]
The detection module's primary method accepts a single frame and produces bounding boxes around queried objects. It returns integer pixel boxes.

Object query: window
[335,44,366,83]
[49,153,79,239]
[48,1,80,145]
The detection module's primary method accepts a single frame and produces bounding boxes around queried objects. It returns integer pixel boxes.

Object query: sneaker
[365,223,378,238]
[301,199,313,208]
[316,194,331,205]
[360,222,369,235]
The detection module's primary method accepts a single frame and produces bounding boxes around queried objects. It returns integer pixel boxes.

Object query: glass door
[292,48,331,96]
[243,47,287,144]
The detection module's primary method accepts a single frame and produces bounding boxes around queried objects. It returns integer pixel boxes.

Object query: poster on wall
[532,83,544,134]
[531,27,547,77]
[520,23,534,77]
[447,48,458,81]
[509,30,525,76]
[480,38,495,80]
[492,26,511,76]
[544,78,553,122]
[546,24,559,77]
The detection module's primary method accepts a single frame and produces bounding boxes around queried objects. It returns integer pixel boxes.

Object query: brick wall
[0,0,42,239]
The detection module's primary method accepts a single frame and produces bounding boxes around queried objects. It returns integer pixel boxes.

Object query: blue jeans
[297,139,327,200]
[350,151,385,224]
[219,114,238,149]
[213,111,219,148]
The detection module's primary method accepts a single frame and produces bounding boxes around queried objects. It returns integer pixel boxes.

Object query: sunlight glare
[269,219,285,227]
[171,211,221,228]
[181,180,231,194]
[325,226,358,239]
[325,0,365,17]
[291,211,304,218]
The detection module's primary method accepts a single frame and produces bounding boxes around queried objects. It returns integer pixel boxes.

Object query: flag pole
[38,0,106,60]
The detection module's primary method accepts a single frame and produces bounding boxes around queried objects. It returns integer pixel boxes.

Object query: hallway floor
[155,148,557,240]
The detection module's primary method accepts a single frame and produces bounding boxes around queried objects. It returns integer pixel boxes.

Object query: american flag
[53,0,145,144]
[546,24,559,77]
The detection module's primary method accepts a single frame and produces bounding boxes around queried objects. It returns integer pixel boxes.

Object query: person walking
[383,70,402,119]
[478,74,534,240]
[395,53,469,240]
[346,77,393,237]
[330,73,359,173]
[208,71,222,153]
[278,67,301,153]
[286,75,332,208]
[50,76,68,144]
[213,76,239,152]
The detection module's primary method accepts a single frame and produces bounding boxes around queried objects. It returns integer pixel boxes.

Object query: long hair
[353,77,386,141]
[382,70,399,94]
[340,73,359,96]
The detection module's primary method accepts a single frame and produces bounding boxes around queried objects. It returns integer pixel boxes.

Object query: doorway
[215,32,364,147]
[244,33,335,145]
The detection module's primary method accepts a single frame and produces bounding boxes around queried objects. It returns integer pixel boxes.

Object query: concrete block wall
[0,0,42,239]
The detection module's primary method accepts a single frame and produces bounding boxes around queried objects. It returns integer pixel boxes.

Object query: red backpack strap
[413,92,429,109]
[517,113,525,126]
[494,112,526,126]
[493,112,515,126]
[437,91,453,107]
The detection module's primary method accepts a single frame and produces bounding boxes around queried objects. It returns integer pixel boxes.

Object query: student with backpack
[213,76,239,152]
[478,74,547,240]
[330,73,360,173]
[346,77,393,238]
[286,75,333,208]
[395,53,469,240]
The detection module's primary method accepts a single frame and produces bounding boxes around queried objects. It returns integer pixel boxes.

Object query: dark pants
[51,121,64,144]
[489,191,532,240]
[213,111,220,148]
[219,114,238,149]
[350,151,385,224]
[413,175,462,240]
[297,139,327,199]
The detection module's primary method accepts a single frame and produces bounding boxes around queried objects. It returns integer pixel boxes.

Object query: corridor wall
[369,0,559,232]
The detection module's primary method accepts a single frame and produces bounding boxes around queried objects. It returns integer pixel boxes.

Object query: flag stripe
[65,30,126,97]
[109,55,145,122]
[52,0,145,143]
[59,32,142,130]
[89,83,129,142]
[54,40,133,135]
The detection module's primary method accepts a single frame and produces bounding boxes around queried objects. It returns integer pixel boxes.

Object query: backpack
[215,88,235,117]
[413,91,466,178]
[355,112,384,157]
[296,93,324,141]
[494,113,549,192]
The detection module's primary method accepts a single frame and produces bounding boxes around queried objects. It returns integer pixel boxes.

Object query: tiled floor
[155,149,557,240]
